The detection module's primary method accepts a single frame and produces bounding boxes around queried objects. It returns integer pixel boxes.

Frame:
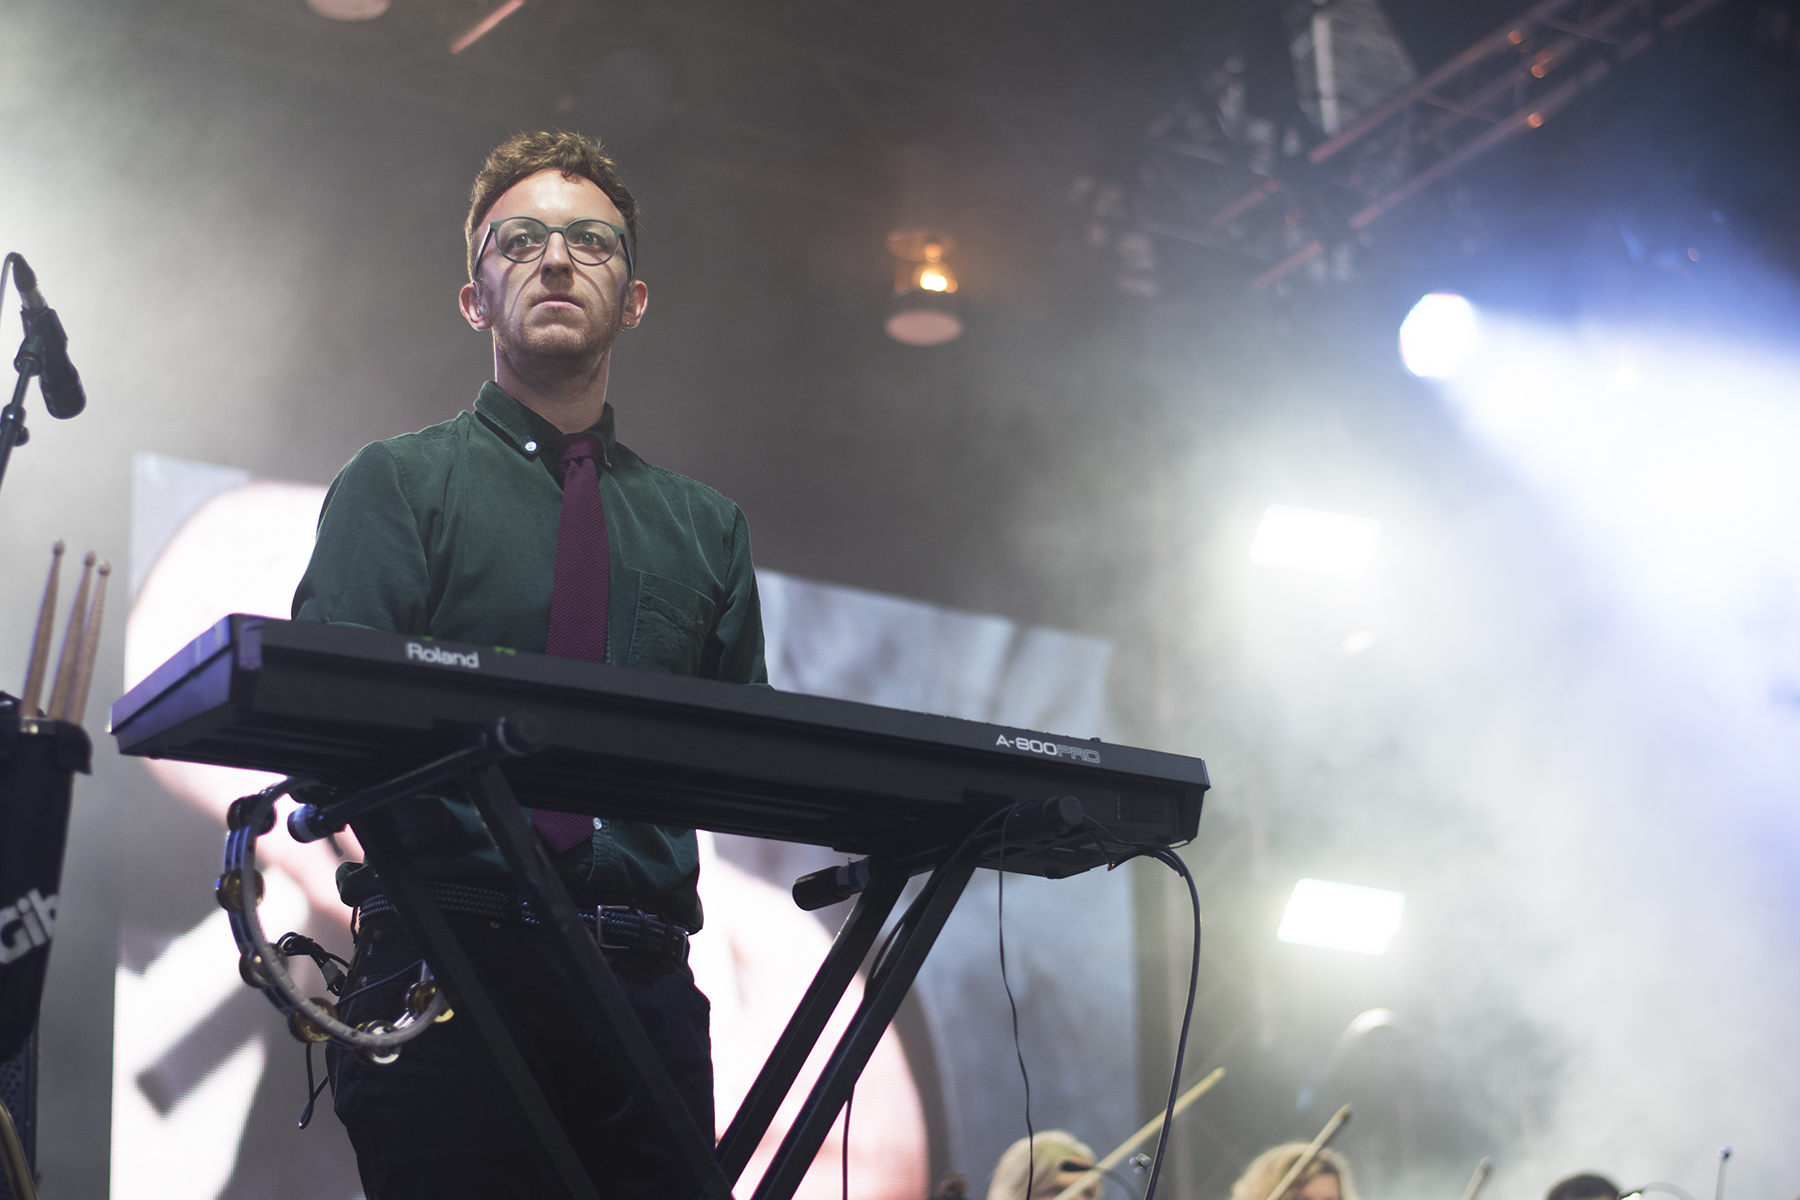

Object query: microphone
[11,255,86,419]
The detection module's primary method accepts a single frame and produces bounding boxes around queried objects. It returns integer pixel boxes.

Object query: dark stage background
[3,0,1800,1197]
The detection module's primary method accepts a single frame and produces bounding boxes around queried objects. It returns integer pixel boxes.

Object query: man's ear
[459,279,492,331]
[620,278,649,329]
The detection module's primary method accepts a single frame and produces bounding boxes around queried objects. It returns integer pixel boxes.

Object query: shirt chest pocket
[623,570,717,676]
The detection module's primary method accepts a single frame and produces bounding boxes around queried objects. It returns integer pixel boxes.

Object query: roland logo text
[406,642,481,669]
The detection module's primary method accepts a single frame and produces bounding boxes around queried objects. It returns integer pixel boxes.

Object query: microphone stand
[0,327,43,499]
[0,253,57,501]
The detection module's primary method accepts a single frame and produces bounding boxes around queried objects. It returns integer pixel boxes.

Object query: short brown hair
[464,130,640,280]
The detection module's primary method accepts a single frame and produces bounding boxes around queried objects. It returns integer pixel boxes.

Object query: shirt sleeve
[291,441,430,633]
[707,505,769,685]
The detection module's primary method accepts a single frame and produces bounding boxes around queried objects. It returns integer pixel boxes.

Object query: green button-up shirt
[292,383,766,931]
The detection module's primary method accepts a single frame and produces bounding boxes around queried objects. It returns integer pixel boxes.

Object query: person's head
[464,130,640,281]
[987,1131,1099,1200]
[1229,1145,1358,1200]
[459,131,648,386]
[1546,1174,1620,1200]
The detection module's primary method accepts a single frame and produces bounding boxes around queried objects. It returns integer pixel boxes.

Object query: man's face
[458,169,647,376]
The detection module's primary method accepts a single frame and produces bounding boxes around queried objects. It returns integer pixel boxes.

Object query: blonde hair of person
[987,1131,1100,1200]
[1229,1144,1359,1200]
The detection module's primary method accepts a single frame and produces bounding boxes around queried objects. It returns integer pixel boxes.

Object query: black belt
[358,882,690,963]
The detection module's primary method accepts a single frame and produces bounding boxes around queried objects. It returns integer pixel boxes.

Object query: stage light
[886,291,963,347]
[1249,505,1381,575]
[1399,292,1478,378]
[915,263,956,293]
[886,230,963,347]
[1277,879,1406,955]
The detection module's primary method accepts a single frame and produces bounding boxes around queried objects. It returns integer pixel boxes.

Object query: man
[292,130,765,1199]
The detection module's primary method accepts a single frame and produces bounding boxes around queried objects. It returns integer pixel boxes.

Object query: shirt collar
[474,381,617,467]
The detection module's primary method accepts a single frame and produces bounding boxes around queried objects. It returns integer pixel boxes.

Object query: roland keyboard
[111,616,1208,877]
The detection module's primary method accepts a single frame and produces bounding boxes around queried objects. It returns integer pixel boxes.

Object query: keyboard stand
[117,617,1207,1199]
[321,718,990,1200]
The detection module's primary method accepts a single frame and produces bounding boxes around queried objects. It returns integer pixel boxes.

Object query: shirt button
[523,440,538,453]
[593,817,604,831]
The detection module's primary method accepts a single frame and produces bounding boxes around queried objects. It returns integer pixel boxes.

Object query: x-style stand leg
[715,859,910,1183]
[352,809,604,1200]
[751,841,982,1200]
[328,718,988,1200]
[456,763,734,1200]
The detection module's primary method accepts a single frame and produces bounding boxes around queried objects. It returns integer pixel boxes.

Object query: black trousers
[327,912,713,1200]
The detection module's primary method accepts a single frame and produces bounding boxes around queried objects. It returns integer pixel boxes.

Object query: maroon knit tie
[533,432,609,853]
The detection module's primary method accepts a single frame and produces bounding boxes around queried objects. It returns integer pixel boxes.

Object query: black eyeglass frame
[475,217,635,277]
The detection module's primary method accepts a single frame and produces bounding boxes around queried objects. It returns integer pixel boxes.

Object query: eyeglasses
[479,216,633,273]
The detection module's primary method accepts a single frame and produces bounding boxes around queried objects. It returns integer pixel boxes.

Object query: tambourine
[217,782,450,1062]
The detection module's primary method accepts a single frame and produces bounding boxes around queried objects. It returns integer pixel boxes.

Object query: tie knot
[557,433,601,465]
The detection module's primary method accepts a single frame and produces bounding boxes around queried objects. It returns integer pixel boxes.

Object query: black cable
[297,1042,330,1129]
[294,952,418,1130]
[1140,849,1201,1200]
[331,957,426,1008]
[866,804,1014,982]
[276,932,350,969]
[847,807,1017,1195]
[1080,813,1192,870]
[295,949,424,1129]
[295,953,425,1126]
[276,931,352,995]
[996,802,1036,1200]
[989,797,1177,1200]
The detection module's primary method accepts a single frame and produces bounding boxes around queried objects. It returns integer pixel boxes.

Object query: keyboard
[112,615,1208,877]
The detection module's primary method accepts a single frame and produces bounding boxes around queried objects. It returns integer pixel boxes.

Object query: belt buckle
[595,904,632,951]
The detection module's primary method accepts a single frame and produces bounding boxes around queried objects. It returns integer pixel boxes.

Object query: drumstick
[1261,1105,1352,1200]
[62,561,110,726]
[45,552,94,723]
[1049,1068,1226,1200]
[21,540,63,717]
[1459,1158,1493,1200]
